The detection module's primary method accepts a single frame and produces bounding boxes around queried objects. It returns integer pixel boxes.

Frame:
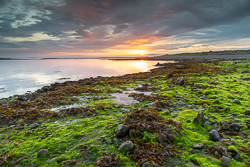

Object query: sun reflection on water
[132,60,149,72]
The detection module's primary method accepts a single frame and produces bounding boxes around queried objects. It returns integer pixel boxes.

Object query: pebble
[234,118,239,122]
[7,122,15,126]
[233,99,241,104]
[192,143,205,149]
[37,149,49,158]
[46,157,57,163]
[106,140,112,144]
[209,130,220,141]
[30,123,39,129]
[244,120,250,124]
[229,123,240,132]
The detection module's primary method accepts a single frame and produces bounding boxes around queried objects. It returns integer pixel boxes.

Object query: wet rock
[229,123,240,132]
[63,160,77,167]
[37,149,49,158]
[16,125,24,130]
[168,134,175,142]
[193,112,206,127]
[106,140,112,144]
[0,116,9,125]
[118,141,133,152]
[142,162,151,167]
[233,99,241,104]
[221,156,232,167]
[244,120,250,124]
[30,123,39,129]
[115,124,129,137]
[7,122,15,126]
[192,143,205,149]
[245,110,250,115]
[175,77,185,86]
[46,157,57,163]
[113,138,119,143]
[41,135,47,139]
[209,130,221,141]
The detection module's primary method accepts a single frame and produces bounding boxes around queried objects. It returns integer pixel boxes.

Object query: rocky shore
[1,58,250,166]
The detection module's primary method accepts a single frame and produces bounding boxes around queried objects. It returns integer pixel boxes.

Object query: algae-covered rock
[192,143,205,149]
[175,77,185,86]
[193,112,206,127]
[221,156,231,167]
[233,99,241,104]
[30,123,39,129]
[142,162,151,167]
[245,110,250,115]
[115,124,129,137]
[118,141,133,153]
[229,123,240,132]
[37,149,49,158]
[209,130,220,141]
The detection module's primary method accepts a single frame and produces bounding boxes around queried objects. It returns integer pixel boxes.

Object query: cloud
[1,0,250,57]
[126,36,166,45]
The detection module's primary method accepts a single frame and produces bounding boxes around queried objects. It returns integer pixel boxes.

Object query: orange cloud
[126,36,166,45]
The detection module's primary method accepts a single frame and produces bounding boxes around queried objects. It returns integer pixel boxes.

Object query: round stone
[192,143,205,149]
[30,123,39,129]
[37,149,49,158]
[229,123,240,132]
[115,124,130,137]
[221,156,231,167]
[233,99,241,104]
[209,130,220,141]
[142,162,150,167]
[118,141,133,152]
[245,110,250,115]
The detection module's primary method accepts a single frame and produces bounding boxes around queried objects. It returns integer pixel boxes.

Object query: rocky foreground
[1,58,250,166]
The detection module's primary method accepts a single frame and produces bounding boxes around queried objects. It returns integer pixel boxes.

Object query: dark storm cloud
[0,0,250,56]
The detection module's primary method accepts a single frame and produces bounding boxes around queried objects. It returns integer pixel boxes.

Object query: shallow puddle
[111,88,152,105]
[50,96,86,112]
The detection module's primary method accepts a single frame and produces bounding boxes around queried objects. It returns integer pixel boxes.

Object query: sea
[0,59,172,99]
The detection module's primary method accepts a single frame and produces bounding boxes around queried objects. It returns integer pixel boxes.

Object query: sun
[128,50,148,55]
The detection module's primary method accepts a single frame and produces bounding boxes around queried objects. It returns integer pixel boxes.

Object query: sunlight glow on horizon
[128,50,148,55]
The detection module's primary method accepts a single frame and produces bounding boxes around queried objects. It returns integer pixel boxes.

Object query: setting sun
[128,50,148,55]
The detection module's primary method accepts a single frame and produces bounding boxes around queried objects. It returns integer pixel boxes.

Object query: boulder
[115,124,129,137]
[209,130,220,141]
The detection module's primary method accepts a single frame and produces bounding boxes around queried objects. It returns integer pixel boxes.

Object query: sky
[0,0,250,58]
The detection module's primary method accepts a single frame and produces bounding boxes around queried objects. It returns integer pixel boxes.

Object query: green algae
[2,59,250,166]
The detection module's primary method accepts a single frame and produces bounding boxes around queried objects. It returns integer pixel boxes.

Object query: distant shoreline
[1,54,250,61]
[1,49,250,60]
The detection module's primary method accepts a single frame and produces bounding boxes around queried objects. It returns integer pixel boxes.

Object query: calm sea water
[0,59,171,99]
